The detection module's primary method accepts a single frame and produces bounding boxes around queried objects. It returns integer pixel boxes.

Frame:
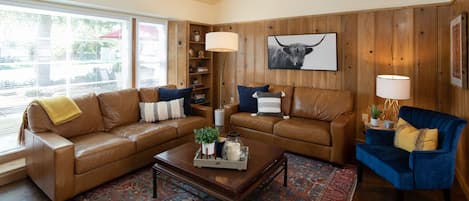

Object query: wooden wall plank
[414,7,438,110]
[356,12,376,140]
[437,6,451,113]
[392,9,415,106]
[254,21,266,85]
[326,15,342,90]
[341,14,358,93]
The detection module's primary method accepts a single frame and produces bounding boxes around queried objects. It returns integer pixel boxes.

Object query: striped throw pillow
[252,91,284,117]
[139,98,186,122]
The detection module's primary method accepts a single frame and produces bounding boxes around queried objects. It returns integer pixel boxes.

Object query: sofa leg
[443,189,451,201]
[357,161,363,184]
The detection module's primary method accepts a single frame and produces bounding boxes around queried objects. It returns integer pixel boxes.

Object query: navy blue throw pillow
[237,85,269,113]
[159,87,193,115]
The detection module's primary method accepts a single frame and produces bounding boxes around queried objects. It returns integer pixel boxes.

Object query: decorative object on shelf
[376,75,411,122]
[197,50,205,58]
[223,131,243,161]
[450,12,468,88]
[197,66,208,72]
[267,33,337,71]
[206,31,239,109]
[193,30,201,42]
[215,137,225,157]
[194,127,219,156]
[192,78,199,85]
[189,64,197,73]
[370,104,381,127]
[188,48,195,57]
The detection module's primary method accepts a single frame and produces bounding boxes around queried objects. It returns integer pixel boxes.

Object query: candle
[226,142,241,161]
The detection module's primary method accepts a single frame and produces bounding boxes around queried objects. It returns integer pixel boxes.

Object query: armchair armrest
[224,103,239,131]
[330,112,356,165]
[191,104,213,125]
[25,129,74,201]
[365,129,395,145]
[409,150,455,189]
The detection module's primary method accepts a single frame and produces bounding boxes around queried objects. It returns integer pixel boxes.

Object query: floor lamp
[376,75,411,122]
[206,32,239,130]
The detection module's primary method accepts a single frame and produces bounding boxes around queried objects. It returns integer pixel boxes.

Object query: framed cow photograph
[267,33,337,71]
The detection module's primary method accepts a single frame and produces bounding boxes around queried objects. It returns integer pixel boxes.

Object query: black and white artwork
[267,33,337,71]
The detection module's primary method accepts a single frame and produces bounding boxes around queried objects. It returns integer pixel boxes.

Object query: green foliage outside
[194,127,219,144]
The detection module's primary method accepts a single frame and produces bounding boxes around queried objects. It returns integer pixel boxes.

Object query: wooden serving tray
[193,146,249,170]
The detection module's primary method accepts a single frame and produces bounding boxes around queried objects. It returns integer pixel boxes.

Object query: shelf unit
[168,21,213,106]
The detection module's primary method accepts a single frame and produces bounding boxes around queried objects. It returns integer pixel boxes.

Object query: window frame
[0,0,168,177]
[135,17,168,88]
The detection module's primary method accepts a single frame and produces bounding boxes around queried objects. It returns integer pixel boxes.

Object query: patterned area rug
[72,153,357,201]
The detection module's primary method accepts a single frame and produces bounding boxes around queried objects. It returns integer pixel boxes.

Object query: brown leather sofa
[24,85,212,201]
[224,84,355,165]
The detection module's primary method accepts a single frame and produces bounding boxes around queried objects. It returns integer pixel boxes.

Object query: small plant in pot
[194,127,220,156]
[370,105,382,127]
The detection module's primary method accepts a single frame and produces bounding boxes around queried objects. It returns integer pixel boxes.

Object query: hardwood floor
[353,167,467,201]
[0,166,466,201]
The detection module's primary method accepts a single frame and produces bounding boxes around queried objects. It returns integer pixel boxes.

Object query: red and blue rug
[72,153,357,201]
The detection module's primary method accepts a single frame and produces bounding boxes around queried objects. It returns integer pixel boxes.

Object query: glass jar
[223,131,243,161]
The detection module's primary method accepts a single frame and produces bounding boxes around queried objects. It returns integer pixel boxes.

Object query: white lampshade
[376,75,411,100]
[205,32,238,52]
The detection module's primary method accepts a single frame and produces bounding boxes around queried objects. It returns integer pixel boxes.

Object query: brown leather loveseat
[24,85,212,201]
[224,84,355,165]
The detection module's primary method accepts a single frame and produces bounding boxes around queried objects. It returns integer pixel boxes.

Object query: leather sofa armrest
[25,129,75,201]
[224,103,239,131]
[191,104,213,125]
[330,112,356,165]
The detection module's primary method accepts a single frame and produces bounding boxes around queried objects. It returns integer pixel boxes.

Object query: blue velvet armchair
[356,106,466,201]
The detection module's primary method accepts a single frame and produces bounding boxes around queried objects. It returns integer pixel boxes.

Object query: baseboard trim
[0,167,26,186]
[456,168,469,200]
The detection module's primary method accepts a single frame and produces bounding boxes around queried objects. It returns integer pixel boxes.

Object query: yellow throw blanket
[37,96,82,125]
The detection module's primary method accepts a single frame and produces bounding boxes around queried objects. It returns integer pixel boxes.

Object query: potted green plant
[194,127,220,155]
[370,104,382,127]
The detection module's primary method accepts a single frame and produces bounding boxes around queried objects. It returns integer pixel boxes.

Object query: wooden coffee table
[152,138,287,201]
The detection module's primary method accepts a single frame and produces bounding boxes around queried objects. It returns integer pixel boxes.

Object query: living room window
[136,20,167,88]
[0,3,167,156]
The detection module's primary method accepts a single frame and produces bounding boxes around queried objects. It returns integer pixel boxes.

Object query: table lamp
[206,32,238,129]
[376,75,411,122]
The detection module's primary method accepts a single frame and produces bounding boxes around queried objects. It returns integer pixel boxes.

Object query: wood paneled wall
[210,4,469,198]
[213,6,449,140]
[448,0,469,198]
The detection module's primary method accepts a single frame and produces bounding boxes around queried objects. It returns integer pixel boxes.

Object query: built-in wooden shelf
[189,41,205,44]
[190,72,209,76]
[192,87,209,91]
[189,57,211,60]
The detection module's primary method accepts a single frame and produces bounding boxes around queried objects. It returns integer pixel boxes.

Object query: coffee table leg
[153,167,158,198]
[283,159,288,187]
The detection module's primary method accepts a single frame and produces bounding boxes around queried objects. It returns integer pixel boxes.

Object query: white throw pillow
[139,98,186,122]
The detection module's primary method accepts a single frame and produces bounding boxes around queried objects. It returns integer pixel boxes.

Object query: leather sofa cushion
[231,112,282,133]
[158,116,209,137]
[291,87,353,121]
[27,93,105,138]
[274,117,331,146]
[98,88,140,131]
[110,123,178,152]
[139,85,176,102]
[70,132,135,174]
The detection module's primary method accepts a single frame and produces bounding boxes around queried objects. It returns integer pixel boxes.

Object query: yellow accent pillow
[394,118,438,152]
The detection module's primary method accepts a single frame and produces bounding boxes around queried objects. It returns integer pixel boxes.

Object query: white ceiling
[40,0,452,24]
